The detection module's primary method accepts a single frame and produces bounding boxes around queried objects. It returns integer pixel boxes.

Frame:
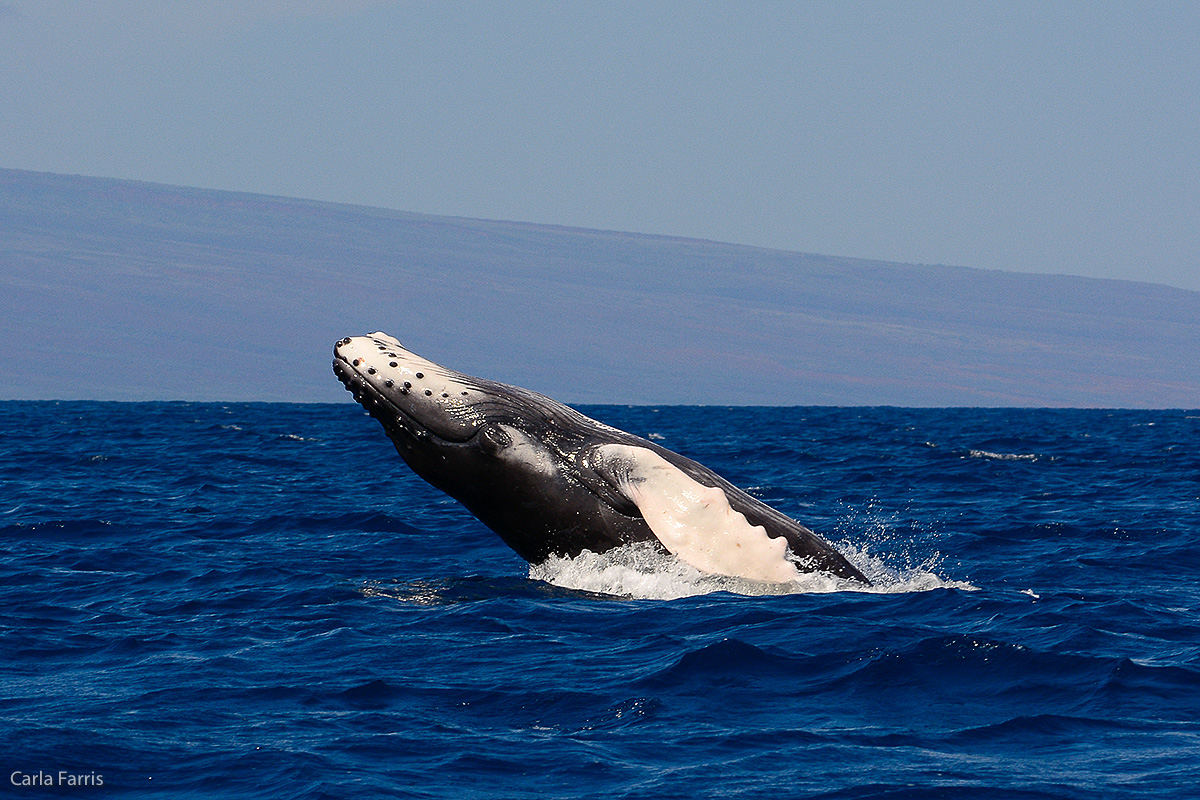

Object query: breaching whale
[333,333,869,585]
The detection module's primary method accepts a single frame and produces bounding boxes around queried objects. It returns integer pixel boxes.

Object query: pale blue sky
[3,1,1197,290]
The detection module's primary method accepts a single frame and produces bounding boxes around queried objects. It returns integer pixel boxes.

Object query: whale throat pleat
[596,444,802,584]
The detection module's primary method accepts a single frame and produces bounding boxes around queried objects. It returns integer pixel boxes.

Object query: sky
[2,0,1198,291]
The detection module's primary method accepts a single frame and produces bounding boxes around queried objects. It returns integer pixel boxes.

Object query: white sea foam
[968,449,1038,461]
[279,433,319,442]
[529,539,974,600]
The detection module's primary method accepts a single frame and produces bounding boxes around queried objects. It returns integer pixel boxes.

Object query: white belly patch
[596,444,802,584]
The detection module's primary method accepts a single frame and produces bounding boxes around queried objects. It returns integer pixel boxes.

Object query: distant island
[2,167,1197,407]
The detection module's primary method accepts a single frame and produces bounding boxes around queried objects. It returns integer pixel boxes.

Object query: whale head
[332,332,633,561]
[333,332,498,443]
[332,332,605,447]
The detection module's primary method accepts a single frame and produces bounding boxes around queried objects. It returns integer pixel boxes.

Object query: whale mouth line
[333,355,482,445]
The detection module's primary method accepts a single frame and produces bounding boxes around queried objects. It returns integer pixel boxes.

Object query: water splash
[837,540,976,594]
[829,498,977,594]
[529,540,974,600]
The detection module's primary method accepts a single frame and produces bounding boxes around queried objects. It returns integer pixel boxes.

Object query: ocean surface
[3,401,1199,798]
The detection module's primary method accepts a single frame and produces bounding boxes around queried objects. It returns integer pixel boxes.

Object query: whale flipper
[592,444,804,584]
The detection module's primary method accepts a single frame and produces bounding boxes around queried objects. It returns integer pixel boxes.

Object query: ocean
[3,401,1199,798]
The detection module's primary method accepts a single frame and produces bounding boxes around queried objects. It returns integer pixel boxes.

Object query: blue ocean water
[2,401,1199,798]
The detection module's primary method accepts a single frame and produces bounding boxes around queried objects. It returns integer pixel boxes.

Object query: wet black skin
[333,338,869,584]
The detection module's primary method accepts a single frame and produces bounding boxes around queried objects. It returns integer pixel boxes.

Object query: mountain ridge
[2,167,1197,406]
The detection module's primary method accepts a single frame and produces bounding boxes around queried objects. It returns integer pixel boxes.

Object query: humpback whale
[333,333,869,585]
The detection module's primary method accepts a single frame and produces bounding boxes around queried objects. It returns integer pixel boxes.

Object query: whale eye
[424,389,433,396]
[367,367,376,374]
[385,379,394,388]
[480,424,512,455]
[415,372,424,379]
[389,362,398,368]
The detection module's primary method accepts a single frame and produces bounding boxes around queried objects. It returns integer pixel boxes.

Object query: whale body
[333,333,869,585]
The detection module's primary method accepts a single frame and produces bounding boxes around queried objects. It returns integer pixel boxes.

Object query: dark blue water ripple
[2,402,1199,798]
